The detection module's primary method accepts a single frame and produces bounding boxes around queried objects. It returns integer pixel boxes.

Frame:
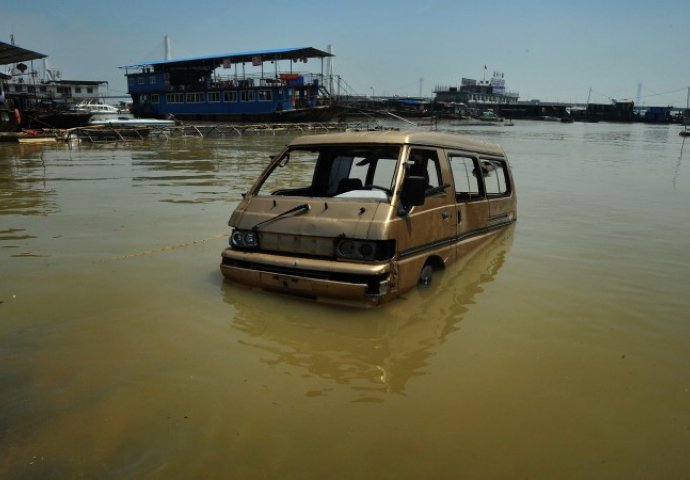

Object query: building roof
[0,41,47,65]
[51,80,108,86]
[119,46,333,69]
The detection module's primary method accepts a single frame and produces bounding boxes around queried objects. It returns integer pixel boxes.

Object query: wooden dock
[0,130,61,144]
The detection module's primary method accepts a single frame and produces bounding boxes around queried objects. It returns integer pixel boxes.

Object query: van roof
[288,130,506,157]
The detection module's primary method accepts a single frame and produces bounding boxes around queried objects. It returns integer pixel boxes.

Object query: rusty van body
[220,131,517,307]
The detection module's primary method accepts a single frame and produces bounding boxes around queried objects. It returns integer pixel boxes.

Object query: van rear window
[482,159,511,197]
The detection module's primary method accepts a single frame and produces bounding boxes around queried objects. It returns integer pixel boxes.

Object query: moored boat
[74,100,125,115]
[119,46,338,123]
[21,110,92,129]
[1,39,114,130]
[87,116,176,127]
[1,40,47,131]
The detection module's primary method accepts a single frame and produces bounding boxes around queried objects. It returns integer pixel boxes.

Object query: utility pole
[326,44,334,97]
[164,35,172,60]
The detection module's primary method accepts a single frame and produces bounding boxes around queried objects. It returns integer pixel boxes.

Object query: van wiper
[251,203,310,231]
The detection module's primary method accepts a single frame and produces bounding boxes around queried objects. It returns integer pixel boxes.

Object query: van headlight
[230,229,259,249]
[335,239,395,261]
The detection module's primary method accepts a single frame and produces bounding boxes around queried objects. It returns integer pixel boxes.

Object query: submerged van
[220,131,517,307]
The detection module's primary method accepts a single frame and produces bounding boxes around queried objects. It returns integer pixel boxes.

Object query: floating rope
[102,233,228,262]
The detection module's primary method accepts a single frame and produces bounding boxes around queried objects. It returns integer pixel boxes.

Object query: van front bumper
[220,248,394,306]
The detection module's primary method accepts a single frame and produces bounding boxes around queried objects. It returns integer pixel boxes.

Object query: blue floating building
[120,46,336,122]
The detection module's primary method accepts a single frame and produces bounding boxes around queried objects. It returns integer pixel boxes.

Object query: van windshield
[256,145,401,201]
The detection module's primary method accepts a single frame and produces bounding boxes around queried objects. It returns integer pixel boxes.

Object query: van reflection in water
[222,225,514,398]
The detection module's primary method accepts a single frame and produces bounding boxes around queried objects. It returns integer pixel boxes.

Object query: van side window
[449,154,482,201]
[408,149,442,194]
[481,159,511,197]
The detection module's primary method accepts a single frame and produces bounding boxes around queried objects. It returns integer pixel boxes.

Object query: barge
[120,46,337,123]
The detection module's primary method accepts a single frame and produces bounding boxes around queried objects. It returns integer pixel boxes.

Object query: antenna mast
[164,35,172,60]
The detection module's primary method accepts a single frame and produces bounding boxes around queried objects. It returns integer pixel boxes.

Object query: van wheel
[419,264,433,287]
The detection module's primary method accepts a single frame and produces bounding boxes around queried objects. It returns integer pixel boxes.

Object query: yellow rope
[102,233,228,261]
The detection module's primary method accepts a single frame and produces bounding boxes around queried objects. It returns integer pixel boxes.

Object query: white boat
[74,100,125,114]
[87,116,177,127]
[77,100,141,125]
[82,99,177,127]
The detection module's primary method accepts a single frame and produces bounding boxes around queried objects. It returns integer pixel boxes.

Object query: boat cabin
[120,46,335,122]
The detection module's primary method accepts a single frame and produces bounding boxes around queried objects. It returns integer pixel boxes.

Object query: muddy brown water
[1,122,689,479]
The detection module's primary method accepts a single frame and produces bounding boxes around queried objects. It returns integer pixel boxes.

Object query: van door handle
[441,210,450,220]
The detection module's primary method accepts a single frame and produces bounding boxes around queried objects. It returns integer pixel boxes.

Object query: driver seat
[337,178,363,194]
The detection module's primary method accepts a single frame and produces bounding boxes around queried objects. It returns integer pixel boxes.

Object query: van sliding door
[448,153,489,240]
[399,148,457,262]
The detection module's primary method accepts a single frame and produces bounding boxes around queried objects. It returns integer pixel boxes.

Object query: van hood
[230,196,389,239]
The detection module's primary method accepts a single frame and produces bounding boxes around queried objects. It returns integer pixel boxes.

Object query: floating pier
[64,122,352,143]
[1,121,388,144]
[0,130,61,144]
[0,117,408,145]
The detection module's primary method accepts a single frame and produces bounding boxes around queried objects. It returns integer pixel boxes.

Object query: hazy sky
[2,0,689,106]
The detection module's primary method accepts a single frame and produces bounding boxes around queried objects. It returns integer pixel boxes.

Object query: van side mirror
[400,175,426,209]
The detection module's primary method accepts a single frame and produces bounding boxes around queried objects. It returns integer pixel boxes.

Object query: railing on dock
[62,121,387,144]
